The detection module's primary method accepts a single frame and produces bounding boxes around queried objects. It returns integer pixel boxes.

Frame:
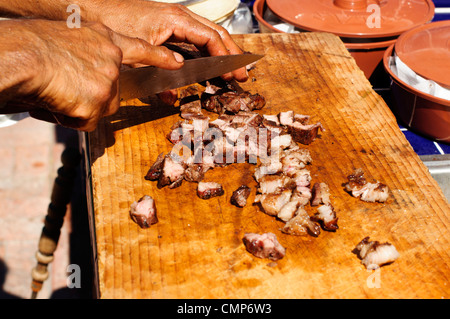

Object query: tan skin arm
[0,0,248,131]
[0,19,187,131]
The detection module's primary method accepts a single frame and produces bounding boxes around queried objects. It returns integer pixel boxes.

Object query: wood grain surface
[84,33,450,299]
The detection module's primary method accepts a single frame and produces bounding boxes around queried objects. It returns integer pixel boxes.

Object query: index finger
[167,5,249,82]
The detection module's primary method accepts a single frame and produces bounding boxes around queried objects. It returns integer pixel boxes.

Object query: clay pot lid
[395,20,450,89]
[265,0,435,38]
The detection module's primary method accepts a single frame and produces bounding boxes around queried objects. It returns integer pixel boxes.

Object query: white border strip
[433,142,445,155]
[435,8,450,14]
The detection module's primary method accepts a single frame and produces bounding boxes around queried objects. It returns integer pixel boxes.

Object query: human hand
[2,19,184,131]
[96,0,249,82]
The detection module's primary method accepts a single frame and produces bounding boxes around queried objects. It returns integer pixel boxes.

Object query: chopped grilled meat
[157,90,178,105]
[254,159,283,182]
[257,174,295,194]
[204,80,222,94]
[345,168,367,188]
[230,185,251,207]
[280,148,312,175]
[163,42,202,60]
[270,134,293,151]
[129,195,158,229]
[287,121,324,145]
[201,94,224,114]
[157,154,186,189]
[261,115,283,135]
[231,111,263,127]
[311,204,338,231]
[278,111,294,126]
[209,114,234,131]
[354,237,400,270]
[183,163,205,182]
[291,186,312,207]
[254,189,292,216]
[310,182,331,206]
[201,80,266,114]
[293,113,311,124]
[197,181,224,199]
[180,100,203,119]
[344,169,389,202]
[277,199,301,222]
[221,91,265,113]
[282,207,321,237]
[358,182,389,203]
[289,168,312,188]
[242,232,286,261]
[145,152,165,181]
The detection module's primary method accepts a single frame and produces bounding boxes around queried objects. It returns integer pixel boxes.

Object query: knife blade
[119,54,264,101]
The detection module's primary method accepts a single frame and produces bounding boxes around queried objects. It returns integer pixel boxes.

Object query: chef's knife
[119,54,263,101]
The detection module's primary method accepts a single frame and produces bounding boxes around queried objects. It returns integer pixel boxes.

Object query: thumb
[110,32,184,69]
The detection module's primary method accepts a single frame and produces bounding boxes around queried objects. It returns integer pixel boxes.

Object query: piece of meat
[129,195,158,229]
[282,207,320,237]
[353,237,400,270]
[201,81,266,114]
[278,111,294,126]
[311,204,338,231]
[345,168,367,189]
[280,148,312,175]
[231,112,263,127]
[277,199,301,222]
[261,115,283,135]
[310,182,331,206]
[254,189,292,216]
[358,182,389,202]
[157,154,186,189]
[254,157,283,182]
[230,185,251,207]
[287,121,324,145]
[197,181,224,199]
[242,232,286,261]
[254,163,283,182]
[291,186,312,207]
[179,96,203,119]
[166,120,193,145]
[270,134,293,152]
[257,174,295,194]
[183,163,205,182]
[144,152,165,181]
[163,42,202,60]
[201,94,224,114]
[289,168,312,188]
[344,169,389,203]
[209,114,234,131]
[293,113,311,124]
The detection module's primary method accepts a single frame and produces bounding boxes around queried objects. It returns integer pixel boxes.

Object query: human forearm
[0,0,119,21]
[0,20,41,109]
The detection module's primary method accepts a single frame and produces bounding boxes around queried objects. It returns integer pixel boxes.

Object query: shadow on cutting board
[88,97,180,165]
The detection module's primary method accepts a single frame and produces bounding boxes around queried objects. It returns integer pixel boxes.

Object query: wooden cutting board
[83,33,450,299]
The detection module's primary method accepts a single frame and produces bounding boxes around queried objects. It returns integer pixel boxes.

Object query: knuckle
[105,100,120,117]
[70,107,92,121]
[214,25,230,38]
[101,64,120,82]
[106,43,123,61]
[95,83,113,103]
[162,3,188,17]
[109,66,120,81]
[209,29,223,42]
[168,3,186,14]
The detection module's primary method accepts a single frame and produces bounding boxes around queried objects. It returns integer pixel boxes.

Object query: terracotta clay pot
[383,44,450,143]
[253,0,434,79]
